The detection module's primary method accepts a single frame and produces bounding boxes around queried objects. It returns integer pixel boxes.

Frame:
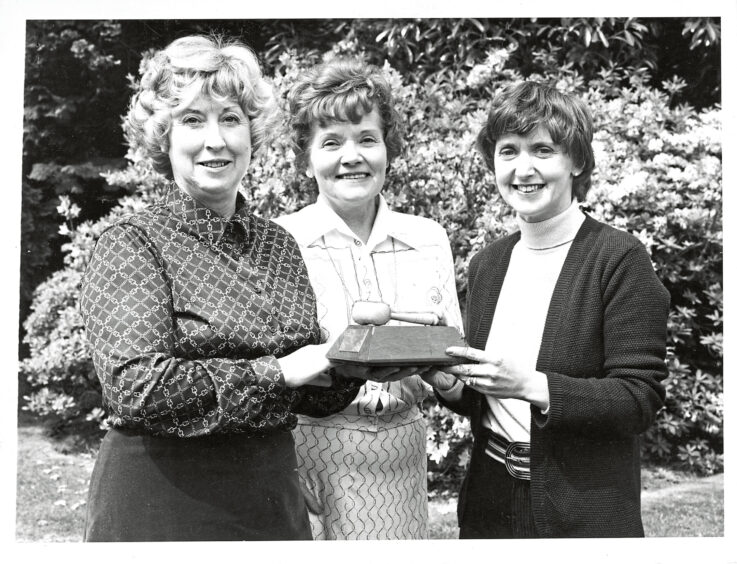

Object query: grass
[427,465,725,538]
[16,415,724,541]
[16,414,95,542]
[640,467,724,537]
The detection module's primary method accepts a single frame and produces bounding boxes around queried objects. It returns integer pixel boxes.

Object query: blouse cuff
[250,355,287,390]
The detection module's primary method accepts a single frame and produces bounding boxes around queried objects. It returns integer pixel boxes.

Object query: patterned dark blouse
[80,185,361,438]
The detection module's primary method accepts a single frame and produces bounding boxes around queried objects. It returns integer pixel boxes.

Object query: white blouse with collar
[274,194,463,419]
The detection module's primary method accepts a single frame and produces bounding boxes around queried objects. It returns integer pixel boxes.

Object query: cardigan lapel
[470,233,520,350]
[470,215,603,365]
[535,215,602,370]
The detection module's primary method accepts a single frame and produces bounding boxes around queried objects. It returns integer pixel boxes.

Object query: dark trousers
[458,433,538,539]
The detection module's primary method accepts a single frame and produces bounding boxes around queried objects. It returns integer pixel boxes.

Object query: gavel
[351,300,440,326]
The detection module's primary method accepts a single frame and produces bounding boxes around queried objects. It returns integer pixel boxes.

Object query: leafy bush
[20,37,721,479]
[588,82,722,475]
[21,21,136,350]
[283,18,720,109]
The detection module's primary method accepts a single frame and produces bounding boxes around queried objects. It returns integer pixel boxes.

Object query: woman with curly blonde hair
[80,35,362,541]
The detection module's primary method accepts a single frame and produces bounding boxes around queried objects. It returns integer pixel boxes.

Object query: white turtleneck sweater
[481,201,586,442]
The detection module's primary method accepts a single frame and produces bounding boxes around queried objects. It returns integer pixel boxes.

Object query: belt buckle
[505,441,531,481]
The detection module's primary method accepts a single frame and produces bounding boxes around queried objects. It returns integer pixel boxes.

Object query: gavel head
[351,301,391,325]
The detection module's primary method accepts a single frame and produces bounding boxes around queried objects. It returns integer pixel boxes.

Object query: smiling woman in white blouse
[274,58,464,540]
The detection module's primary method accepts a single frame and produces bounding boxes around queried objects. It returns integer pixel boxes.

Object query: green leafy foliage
[21,21,135,346]
[273,18,720,109]
[20,23,722,481]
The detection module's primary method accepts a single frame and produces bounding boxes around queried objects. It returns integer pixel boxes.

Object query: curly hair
[287,58,403,172]
[124,35,279,179]
[476,81,596,202]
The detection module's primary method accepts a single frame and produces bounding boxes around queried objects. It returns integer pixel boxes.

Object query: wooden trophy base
[326,325,467,367]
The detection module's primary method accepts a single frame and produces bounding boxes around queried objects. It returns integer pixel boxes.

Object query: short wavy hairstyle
[287,58,403,172]
[124,35,279,179]
[476,81,596,202]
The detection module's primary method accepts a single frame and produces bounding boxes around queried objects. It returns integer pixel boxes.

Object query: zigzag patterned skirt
[293,406,428,540]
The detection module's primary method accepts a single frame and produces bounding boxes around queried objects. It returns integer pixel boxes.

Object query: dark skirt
[84,427,311,542]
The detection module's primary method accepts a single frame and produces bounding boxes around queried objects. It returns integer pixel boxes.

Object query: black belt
[483,429,531,481]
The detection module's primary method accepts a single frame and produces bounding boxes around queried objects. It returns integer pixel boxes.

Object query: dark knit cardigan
[440,215,669,537]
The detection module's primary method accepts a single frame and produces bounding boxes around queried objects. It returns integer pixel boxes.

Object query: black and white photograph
[1,0,733,562]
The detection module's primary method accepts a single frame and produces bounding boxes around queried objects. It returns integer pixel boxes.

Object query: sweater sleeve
[533,243,669,437]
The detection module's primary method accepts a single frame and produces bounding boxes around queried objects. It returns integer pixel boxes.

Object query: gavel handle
[390,312,440,325]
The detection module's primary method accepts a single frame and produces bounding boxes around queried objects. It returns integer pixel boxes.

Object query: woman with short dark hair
[434,81,669,538]
[275,58,463,540]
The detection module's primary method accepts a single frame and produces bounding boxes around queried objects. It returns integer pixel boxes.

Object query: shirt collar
[371,196,428,250]
[164,183,251,246]
[292,194,424,251]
